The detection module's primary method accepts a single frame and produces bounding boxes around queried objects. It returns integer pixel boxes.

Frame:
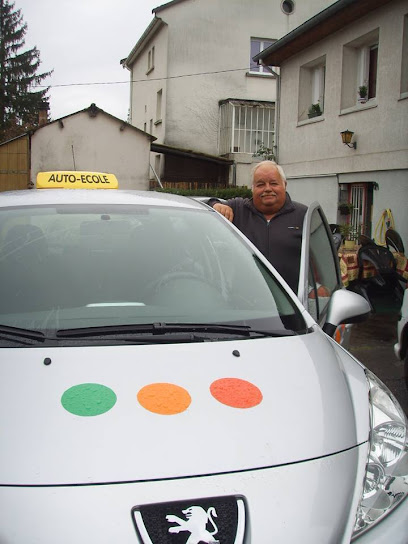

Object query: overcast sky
[15,0,159,121]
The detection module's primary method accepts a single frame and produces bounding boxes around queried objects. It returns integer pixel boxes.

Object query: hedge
[154,187,252,199]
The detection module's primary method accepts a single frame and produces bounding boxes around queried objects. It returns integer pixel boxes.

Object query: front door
[339,183,374,238]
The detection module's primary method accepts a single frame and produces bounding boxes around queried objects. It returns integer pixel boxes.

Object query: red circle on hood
[210,378,263,408]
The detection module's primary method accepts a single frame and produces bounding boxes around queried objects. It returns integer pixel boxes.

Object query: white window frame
[147,46,155,74]
[250,38,275,74]
[156,89,162,123]
[340,29,379,110]
[298,56,326,122]
[311,65,325,105]
[400,14,408,97]
[358,44,378,98]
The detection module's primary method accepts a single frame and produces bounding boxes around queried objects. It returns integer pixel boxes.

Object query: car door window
[299,204,341,323]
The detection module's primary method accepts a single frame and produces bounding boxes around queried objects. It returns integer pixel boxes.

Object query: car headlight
[352,370,408,540]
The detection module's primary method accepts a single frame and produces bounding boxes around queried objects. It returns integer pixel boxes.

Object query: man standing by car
[209,160,307,293]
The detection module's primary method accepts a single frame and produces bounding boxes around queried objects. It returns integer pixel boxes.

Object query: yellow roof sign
[37,171,118,189]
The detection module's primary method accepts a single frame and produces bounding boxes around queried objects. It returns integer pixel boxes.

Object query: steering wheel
[149,270,214,291]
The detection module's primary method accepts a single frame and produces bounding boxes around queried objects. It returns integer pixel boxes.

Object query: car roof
[0,189,210,211]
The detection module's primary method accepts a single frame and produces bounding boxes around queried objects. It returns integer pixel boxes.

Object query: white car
[395,285,408,391]
[0,178,407,543]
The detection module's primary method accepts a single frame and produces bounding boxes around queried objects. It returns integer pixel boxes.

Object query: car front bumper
[2,443,407,543]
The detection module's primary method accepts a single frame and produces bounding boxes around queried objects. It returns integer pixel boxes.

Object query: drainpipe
[262,64,280,163]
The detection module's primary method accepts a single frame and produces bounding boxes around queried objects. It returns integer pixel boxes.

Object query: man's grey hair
[250,160,287,186]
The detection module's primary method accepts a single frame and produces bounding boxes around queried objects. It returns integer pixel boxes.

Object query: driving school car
[0,172,407,543]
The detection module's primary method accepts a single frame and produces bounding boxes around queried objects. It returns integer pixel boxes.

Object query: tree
[0,0,52,141]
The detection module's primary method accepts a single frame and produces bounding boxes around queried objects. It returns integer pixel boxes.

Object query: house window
[341,29,379,109]
[401,15,408,96]
[149,119,153,134]
[367,45,378,99]
[219,100,275,155]
[281,0,295,15]
[147,46,155,73]
[156,89,162,122]
[250,38,275,74]
[298,56,326,121]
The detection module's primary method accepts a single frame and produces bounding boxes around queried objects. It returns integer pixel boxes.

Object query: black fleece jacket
[210,193,307,293]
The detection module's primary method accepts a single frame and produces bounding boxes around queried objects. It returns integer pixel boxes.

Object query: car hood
[0,328,369,485]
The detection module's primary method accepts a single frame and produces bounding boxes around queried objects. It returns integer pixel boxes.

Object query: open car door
[297,201,351,345]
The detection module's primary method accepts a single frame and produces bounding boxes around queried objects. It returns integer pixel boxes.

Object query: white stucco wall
[286,175,339,224]
[127,0,337,158]
[275,0,408,245]
[130,24,168,147]
[277,0,408,176]
[31,110,151,190]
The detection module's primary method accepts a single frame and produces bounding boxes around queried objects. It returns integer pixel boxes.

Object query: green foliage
[338,202,354,215]
[155,186,253,199]
[252,142,275,161]
[0,0,53,141]
[308,103,322,114]
[358,85,368,98]
[339,223,361,241]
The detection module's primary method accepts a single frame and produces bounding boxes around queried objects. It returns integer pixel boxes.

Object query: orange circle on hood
[137,383,191,415]
[210,378,263,408]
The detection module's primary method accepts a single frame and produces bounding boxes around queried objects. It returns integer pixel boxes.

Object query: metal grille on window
[219,101,275,155]
[350,185,365,239]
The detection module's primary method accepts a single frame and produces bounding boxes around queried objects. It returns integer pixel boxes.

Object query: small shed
[0,104,155,191]
[0,135,30,191]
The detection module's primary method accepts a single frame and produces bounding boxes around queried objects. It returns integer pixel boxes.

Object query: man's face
[252,164,286,215]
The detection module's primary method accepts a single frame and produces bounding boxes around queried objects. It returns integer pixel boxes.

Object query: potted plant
[338,202,354,216]
[339,223,356,249]
[252,142,275,161]
[308,103,322,118]
[358,85,368,103]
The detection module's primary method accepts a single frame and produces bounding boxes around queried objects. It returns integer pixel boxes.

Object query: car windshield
[0,203,307,345]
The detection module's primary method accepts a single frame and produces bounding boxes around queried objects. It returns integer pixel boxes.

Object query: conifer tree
[0,0,52,141]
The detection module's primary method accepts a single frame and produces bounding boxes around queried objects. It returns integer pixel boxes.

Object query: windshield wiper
[0,324,47,344]
[56,322,295,339]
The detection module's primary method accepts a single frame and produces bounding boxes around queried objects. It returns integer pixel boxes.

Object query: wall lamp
[340,129,357,149]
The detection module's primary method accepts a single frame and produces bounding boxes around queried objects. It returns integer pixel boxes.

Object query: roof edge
[1,104,156,143]
[153,0,190,14]
[254,0,392,66]
[151,142,234,165]
[121,17,164,69]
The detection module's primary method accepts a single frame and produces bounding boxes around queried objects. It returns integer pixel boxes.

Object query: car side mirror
[323,289,371,337]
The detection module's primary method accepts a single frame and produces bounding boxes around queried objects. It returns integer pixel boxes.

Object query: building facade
[122,0,336,187]
[256,0,408,243]
[0,104,154,191]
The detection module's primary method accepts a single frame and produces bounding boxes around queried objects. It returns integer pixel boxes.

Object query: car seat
[0,224,51,313]
[2,224,48,263]
[332,232,342,251]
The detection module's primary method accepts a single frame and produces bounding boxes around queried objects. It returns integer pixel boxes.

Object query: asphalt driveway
[348,310,407,416]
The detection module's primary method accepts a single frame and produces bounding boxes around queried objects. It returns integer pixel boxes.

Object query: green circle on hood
[61,383,117,416]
